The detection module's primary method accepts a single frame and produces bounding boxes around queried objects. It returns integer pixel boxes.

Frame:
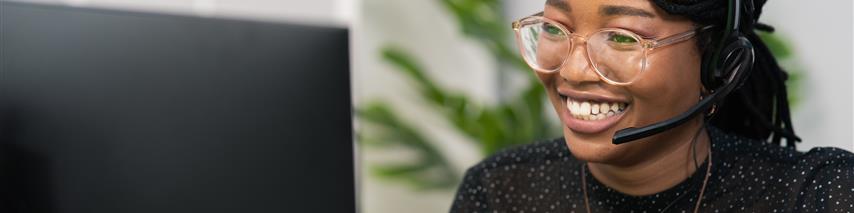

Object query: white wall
[760,1,854,151]
[2,0,353,27]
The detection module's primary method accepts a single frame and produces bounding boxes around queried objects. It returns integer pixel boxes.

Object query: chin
[562,126,632,164]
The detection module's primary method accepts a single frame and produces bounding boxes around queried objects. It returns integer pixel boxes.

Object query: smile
[559,94,631,134]
[565,98,627,121]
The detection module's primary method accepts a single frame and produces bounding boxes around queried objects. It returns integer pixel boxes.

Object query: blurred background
[3,0,852,212]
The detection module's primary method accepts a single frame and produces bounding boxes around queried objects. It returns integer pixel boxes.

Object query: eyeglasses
[512,14,708,85]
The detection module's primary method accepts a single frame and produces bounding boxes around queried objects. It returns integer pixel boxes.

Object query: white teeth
[600,103,609,114]
[567,98,576,113]
[579,102,591,116]
[565,97,628,121]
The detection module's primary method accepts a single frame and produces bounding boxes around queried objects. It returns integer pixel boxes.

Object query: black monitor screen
[0,2,354,213]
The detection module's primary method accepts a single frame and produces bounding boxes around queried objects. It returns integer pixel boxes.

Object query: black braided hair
[651,0,801,148]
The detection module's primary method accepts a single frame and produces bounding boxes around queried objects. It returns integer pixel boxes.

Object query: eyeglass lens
[518,21,646,84]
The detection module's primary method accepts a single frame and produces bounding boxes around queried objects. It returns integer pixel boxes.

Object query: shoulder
[714,127,854,179]
[710,127,854,210]
[798,146,854,169]
[460,137,576,181]
[451,138,577,212]
[711,127,854,170]
[793,146,854,209]
[725,132,854,174]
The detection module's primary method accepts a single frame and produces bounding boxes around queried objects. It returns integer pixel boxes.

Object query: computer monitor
[0,2,354,212]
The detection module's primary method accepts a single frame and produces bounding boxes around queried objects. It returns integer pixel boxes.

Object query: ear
[699,73,711,97]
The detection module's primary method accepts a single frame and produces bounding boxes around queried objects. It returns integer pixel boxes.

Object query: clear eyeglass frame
[511,13,711,85]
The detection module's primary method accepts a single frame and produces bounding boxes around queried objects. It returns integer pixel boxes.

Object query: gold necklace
[580,148,712,213]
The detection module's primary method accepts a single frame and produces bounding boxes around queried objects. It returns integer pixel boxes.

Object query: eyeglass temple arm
[650,26,714,49]
[512,11,546,30]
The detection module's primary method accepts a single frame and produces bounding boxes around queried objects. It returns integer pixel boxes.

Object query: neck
[587,122,711,196]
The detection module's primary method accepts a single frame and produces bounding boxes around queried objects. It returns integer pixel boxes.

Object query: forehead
[545,0,661,19]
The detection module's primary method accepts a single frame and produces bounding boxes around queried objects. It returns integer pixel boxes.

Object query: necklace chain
[580,148,712,213]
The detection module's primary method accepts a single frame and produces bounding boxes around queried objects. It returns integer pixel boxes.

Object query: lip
[557,88,629,103]
[557,89,630,134]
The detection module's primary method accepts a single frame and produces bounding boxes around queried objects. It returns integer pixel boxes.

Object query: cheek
[536,72,562,106]
[535,71,555,86]
[535,72,560,98]
[628,46,702,119]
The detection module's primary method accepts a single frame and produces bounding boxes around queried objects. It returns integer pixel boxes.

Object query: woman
[451,0,853,212]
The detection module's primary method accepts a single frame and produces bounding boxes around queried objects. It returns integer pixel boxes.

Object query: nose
[559,35,601,85]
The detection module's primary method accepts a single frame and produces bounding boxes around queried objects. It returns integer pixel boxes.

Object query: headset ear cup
[701,34,754,90]
[719,36,754,89]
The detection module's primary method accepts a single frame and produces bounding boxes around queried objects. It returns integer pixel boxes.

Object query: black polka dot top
[450,126,854,212]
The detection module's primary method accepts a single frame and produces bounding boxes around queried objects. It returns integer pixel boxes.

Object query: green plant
[357,0,558,190]
[758,31,804,108]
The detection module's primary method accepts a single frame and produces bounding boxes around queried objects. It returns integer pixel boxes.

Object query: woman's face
[538,0,703,165]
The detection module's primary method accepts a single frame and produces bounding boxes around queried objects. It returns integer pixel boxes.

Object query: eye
[607,33,638,44]
[541,23,566,37]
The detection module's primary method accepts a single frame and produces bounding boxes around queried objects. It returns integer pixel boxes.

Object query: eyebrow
[545,0,570,12]
[600,5,655,18]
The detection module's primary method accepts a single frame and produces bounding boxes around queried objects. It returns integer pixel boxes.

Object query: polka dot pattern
[450,126,854,212]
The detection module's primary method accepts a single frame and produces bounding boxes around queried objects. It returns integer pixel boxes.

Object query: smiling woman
[451,0,854,212]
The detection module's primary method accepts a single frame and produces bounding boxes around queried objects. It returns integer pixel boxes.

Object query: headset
[612,0,755,144]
